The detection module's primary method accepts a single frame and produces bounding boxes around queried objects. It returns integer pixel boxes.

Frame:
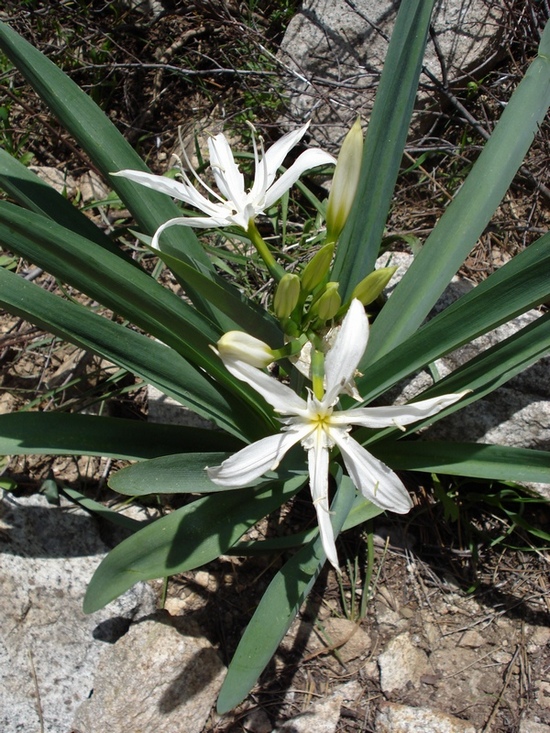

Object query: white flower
[207,299,468,570]
[114,122,335,247]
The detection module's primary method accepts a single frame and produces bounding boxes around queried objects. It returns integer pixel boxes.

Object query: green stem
[246,220,286,282]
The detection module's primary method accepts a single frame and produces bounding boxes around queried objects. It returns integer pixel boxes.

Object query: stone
[519,722,550,733]
[279,0,505,148]
[376,702,476,733]
[0,492,157,733]
[274,681,361,732]
[72,612,225,733]
[378,632,431,692]
[147,385,217,429]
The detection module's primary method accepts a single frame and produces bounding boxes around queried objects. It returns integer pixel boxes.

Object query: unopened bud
[310,282,341,323]
[216,331,274,368]
[300,242,335,294]
[274,273,300,319]
[326,118,363,243]
[350,266,397,306]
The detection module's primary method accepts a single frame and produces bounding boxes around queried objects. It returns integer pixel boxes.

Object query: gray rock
[376,702,476,733]
[378,632,431,692]
[279,0,505,148]
[72,613,225,733]
[519,721,550,733]
[0,492,156,733]
[274,681,361,732]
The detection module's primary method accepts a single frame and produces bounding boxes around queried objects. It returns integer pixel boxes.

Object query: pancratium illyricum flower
[207,300,468,570]
[113,122,335,248]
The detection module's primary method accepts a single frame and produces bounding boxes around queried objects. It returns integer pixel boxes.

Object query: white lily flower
[114,122,335,247]
[207,299,468,571]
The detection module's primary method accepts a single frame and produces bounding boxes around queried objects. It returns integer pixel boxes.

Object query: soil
[1,1,549,732]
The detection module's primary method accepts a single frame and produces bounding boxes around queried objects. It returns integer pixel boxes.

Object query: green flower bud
[300,242,335,294]
[310,282,341,323]
[273,273,301,319]
[350,266,397,306]
[217,331,274,368]
[326,118,363,243]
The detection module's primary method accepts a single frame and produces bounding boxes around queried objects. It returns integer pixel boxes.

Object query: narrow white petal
[264,148,336,209]
[208,134,246,203]
[114,169,200,203]
[333,431,413,514]
[323,299,369,405]
[338,391,469,429]
[207,431,302,487]
[220,357,308,415]
[260,122,311,190]
[307,428,340,571]
[151,215,232,249]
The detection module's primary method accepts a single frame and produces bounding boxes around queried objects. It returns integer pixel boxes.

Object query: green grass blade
[373,441,550,484]
[366,21,550,361]
[216,473,356,713]
[63,488,143,532]
[83,475,306,613]
[0,412,242,460]
[357,231,550,400]
[0,266,267,439]
[331,0,436,297]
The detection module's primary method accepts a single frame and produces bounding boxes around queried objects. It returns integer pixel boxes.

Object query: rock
[519,721,550,733]
[72,612,225,733]
[0,492,157,733]
[274,681,361,732]
[376,702,476,733]
[29,165,78,197]
[378,632,431,692]
[279,0,505,148]
[147,384,217,429]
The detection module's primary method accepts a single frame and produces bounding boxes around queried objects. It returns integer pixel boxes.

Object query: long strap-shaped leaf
[0,412,243,460]
[366,20,550,361]
[361,311,550,447]
[216,472,356,713]
[0,202,261,402]
[373,441,550,485]
[0,266,271,439]
[331,0,436,296]
[83,475,307,613]
[0,149,128,257]
[357,231,550,400]
[0,20,222,320]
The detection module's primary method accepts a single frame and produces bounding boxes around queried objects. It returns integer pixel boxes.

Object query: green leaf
[62,487,144,531]
[216,472,356,713]
[0,148,129,258]
[0,204,275,430]
[0,412,243,460]
[373,441,550,484]
[0,266,266,439]
[331,0,436,296]
[109,451,306,496]
[357,231,550,400]
[366,22,550,360]
[83,475,306,613]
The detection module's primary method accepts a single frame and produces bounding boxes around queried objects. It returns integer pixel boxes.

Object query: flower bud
[216,331,274,368]
[300,242,335,294]
[273,273,301,319]
[350,266,397,306]
[325,118,363,243]
[310,282,341,323]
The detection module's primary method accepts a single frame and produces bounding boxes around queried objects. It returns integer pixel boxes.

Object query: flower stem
[247,221,286,282]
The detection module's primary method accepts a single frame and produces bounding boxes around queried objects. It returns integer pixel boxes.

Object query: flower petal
[264,148,336,209]
[306,428,339,571]
[208,133,246,203]
[323,299,369,405]
[207,430,302,487]
[259,122,311,192]
[219,357,308,415]
[151,216,232,249]
[336,391,469,429]
[332,431,413,513]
